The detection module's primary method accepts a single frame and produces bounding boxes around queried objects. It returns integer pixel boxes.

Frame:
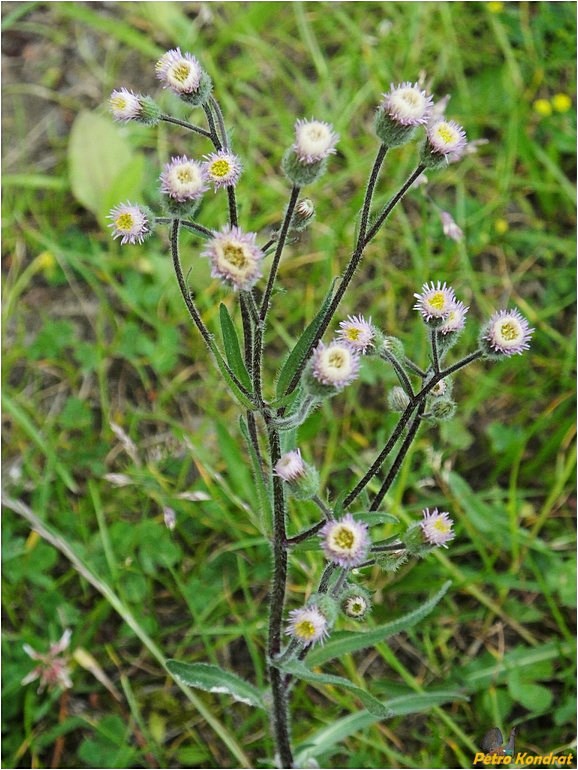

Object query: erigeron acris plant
[108,50,533,768]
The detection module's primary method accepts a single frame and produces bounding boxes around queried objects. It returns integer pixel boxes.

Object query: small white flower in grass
[108,202,151,245]
[161,156,208,201]
[413,281,457,321]
[274,449,305,482]
[381,82,433,126]
[22,630,73,692]
[202,225,264,291]
[293,119,339,164]
[311,341,360,390]
[109,88,142,122]
[155,48,202,94]
[439,300,469,334]
[420,508,455,548]
[425,120,467,160]
[440,210,464,242]
[480,308,534,357]
[286,607,329,646]
[320,514,371,568]
[337,315,375,353]
[203,150,243,190]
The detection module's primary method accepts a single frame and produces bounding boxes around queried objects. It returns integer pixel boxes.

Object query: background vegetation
[2,2,576,768]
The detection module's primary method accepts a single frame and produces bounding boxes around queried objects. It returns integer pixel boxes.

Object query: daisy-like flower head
[290,198,316,232]
[413,281,457,322]
[202,225,264,291]
[440,210,464,242]
[203,150,243,190]
[337,315,375,353]
[22,629,73,693]
[480,308,534,357]
[381,82,433,126]
[423,120,467,166]
[293,119,339,164]
[155,48,202,94]
[311,341,361,391]
[341,586,372,620]
[160,156,208,202]
[419,508,455,548]
[320,514,371,568]
[109,88,142,122]
[108,202,151,245]
[274,449,306,482]
[439,300,469,335]
[286,606,329,646]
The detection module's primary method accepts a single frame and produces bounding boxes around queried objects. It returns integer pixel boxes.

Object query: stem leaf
[306,581,452,667]
[219,303,252,392]
[279,659,391,717]
[166,660,265,709]
[275,278,337,399]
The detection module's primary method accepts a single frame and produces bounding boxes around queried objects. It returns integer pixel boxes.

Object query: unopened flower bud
[274,449,319,500]
[388,386,411,412]
[380,336,405,359]
[290,198,316,232]
[374,549,408,573]
[308,594,339,627]
[429,397,457,421]
[340,586,372,620]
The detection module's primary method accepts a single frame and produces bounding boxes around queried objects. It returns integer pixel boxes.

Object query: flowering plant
[108,51,533,768]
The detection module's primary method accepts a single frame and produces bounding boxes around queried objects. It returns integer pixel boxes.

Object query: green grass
[2,2,576,768]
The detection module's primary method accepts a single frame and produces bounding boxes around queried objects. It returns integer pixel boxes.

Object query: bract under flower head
[155,48,202,94]
[293,119,339,164]
[381,82,433,126]
[311,341,360,390]
[320,514,370,568]
[337,315,375,353]
[420,508,455,548]
[109,88,142,122]
[481,308,534,357]
[413,281,457,321]
[202,225,264,291]
[274,449,306,482]
[108,202,151,245]
[286,606,328,646]
[426,120,467,158]
[160,156,208,201]
[439,300,469,334]
[203,150,243,190]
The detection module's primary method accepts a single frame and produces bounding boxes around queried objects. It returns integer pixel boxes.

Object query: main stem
[265,417,293,768]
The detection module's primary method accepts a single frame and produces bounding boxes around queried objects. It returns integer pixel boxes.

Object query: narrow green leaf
[206,337,254,409]
[352,511,399,526]
[275,279,337,397]
[280,660,391,717]
[219,304,252,392]
[294,690,467,765]
[166,660,264,709]
[307,581,452,667]
[239,415,271,536]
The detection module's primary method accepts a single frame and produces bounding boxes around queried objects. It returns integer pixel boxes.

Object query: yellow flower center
[172,62,192,84]
[111,95,127,110]
[177,168,194,183]
[223,244,248,269]
[333,526,355,550]
[295,620,316,639]
[499,321,518,341]
[210,159,231,178]
[436,124,455,145]
[328,350,347,369]
[346,328,361,341]
[430,291,446,310]
[116,213,134,231]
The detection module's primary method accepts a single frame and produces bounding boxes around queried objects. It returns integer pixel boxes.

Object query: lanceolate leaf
[306,581,452,667]
[166,660,265,709]
[275,279,337,398]
[219,303,252,392]
[293,690,468,766]
[279,659,391,718]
